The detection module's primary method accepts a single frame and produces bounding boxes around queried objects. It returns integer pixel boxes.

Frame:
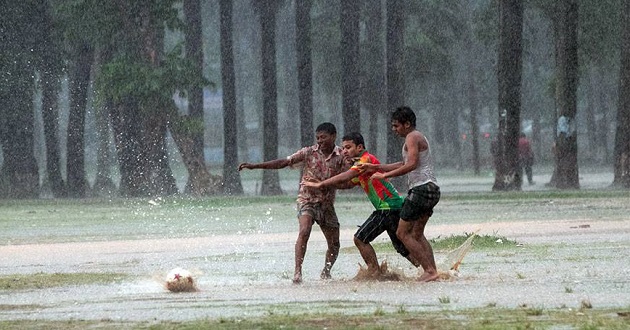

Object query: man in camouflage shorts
[239,123,348,283]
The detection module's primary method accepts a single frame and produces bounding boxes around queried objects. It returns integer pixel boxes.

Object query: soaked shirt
[349,151,404,211]
[287,144,346,205]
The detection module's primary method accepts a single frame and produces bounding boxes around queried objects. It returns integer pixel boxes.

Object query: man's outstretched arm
[302,169,358,190]
[239,158,291,171]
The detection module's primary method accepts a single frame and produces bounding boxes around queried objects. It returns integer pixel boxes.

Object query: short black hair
[391,106,416,127]
[341,132,365,148]
[316,122,337,135]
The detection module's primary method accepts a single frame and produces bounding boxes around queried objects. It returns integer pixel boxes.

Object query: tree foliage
[3,0,630,199]
[97,49,206,109]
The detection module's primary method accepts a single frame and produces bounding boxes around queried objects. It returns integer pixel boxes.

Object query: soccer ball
[165,267,197,292]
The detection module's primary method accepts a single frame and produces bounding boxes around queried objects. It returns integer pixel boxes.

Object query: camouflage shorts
[297,203,339,229]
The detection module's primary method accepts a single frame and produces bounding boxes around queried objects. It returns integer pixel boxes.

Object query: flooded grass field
[1,170,629,328]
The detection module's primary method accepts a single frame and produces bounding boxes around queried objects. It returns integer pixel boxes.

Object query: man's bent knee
[396,227,412,243]
[397,221,411,236]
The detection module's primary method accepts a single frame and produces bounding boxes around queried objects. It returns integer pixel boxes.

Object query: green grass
[443,189,630,201]
[350,233,518,255]
[430,233,518,251]
[1,308,629,329]
[0,195,307,244]
[1,191,629,328]
[1,190,628,246]
[0,272,130,291]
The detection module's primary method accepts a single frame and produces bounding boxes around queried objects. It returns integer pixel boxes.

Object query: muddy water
[1,171,629,321]
[1,217,629,322]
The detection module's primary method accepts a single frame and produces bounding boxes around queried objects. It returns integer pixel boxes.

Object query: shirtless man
[359,107,441,282]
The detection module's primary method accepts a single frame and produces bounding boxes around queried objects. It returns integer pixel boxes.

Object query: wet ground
[1,170,629,322]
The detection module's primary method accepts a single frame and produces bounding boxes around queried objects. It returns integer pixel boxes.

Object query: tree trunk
[37,0,66,198]
[278,2,300,150]
[219,0,244,195]
[493,0,524,191]
[595,66,611,164]
[159,27,218,197]
[66,42,93,198]
[110,100,149,197]
[93,100,117,196]
[236,91,249,163]
[613,0,630,188]
[183,0,207,192]
[552,0,580,189]
[183,0,204,153]
[585,65,598,162]
[181,0,221,196]
[341,0,361,135]
[0,64,39,199]
[168,118,222,195]
[92,48,117,196]
[139,4,178,196]
[106,2,146,196]
[463,4,481,175]
[258,0,283,195]
[363,0,385,156]
[106,0,212,196]
[0,1,73,198]
[40,71,67,197]
[144,108,178,196]
[296,0,314,148]
[547,16,560,188]
[234,1,258,162]
[385,0,405,190]
[468,63,481,175]
[386,0,405,163]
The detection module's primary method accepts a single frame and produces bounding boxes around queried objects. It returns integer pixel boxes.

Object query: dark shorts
[400,182,440,222]
[297,203,339,229]
[354,209,409,258]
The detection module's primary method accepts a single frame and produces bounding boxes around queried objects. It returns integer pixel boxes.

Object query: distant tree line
[1,0,630,199]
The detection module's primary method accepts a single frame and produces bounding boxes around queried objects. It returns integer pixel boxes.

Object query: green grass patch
[0,320,135,330]
[438,296,451,304]
[345,233,518,255]
[430,233,518,251]
[2,307,629,329]
[2,190,628,245]
[442,189,630,201]
[0,272,130,291]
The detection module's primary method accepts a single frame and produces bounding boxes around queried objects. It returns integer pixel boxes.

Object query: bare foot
[320,269,332,280]
[417,271,439,282]
[365,266,382,279]
[293,272,302,284]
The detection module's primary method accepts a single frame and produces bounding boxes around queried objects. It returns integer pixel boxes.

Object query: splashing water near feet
[352,261,404,282]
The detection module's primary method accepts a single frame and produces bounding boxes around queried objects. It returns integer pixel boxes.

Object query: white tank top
[403,134,437,189]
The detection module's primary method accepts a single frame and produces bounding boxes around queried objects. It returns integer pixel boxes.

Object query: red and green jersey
[350,151,404,210]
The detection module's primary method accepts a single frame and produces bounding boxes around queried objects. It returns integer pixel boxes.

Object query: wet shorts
[400,182,440,222]
[297,203,339,229]
[354,209,409,258]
